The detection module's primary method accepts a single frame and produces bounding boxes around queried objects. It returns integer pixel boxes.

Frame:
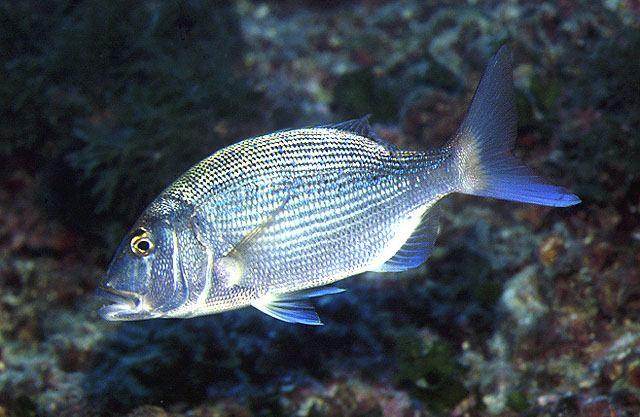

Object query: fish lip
[96,285,142,321]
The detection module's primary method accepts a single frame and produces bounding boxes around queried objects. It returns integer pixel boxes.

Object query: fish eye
[130,228,154,257]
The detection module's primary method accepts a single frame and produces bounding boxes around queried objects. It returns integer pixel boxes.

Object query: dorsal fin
[320,115,398,153]
[321,115,375,137]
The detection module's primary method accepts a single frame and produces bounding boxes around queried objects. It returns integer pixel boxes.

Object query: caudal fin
[453,46,580,207]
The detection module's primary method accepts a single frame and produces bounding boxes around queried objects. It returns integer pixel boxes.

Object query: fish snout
[96,282,144,321]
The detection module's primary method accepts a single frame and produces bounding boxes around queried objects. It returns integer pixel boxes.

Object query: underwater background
[1,0,639,416]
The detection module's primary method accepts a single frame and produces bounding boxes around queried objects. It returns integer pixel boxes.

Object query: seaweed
[85,318,242,413]
[1,0,261,245]
[394,330,467,412]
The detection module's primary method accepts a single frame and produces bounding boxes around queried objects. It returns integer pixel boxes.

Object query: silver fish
[98,46,579,324]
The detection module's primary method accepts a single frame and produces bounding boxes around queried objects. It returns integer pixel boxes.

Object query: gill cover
[98,220,189,320]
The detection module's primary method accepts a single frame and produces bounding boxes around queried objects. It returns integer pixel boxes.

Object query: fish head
[98,219,188,321]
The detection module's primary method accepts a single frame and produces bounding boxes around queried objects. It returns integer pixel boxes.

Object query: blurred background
[1,1,639,416]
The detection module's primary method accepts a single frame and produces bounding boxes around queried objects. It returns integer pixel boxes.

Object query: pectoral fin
[194,189,292,289]
[226,190,292,258]
[251,286,345,325]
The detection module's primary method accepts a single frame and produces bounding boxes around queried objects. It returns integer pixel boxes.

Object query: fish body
[98,46,579,324]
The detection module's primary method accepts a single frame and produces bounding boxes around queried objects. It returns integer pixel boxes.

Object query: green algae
[395,331,467,412]
[506,391,529,412]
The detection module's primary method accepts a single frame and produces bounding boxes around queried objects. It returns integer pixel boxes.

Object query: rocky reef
[1,0,639,416]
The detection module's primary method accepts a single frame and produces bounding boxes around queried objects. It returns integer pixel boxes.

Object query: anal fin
[251,286,345,325]
[371,204,441,273]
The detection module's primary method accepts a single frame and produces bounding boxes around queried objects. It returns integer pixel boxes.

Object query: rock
[578,396,619,417]
[539,235,565,267]
[125,406,169,417]
[501,266,548,335]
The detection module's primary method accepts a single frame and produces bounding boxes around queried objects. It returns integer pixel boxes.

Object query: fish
[97,46,580,324]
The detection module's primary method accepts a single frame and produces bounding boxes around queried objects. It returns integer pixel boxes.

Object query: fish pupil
[137,240,150,251]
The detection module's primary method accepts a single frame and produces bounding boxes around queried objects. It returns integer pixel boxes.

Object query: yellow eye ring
[130,230,154,257]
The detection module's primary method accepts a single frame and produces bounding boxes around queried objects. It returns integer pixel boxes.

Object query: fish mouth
[96,286,144,321]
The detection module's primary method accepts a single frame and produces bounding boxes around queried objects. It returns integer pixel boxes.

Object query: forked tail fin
[453,46,580,207]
